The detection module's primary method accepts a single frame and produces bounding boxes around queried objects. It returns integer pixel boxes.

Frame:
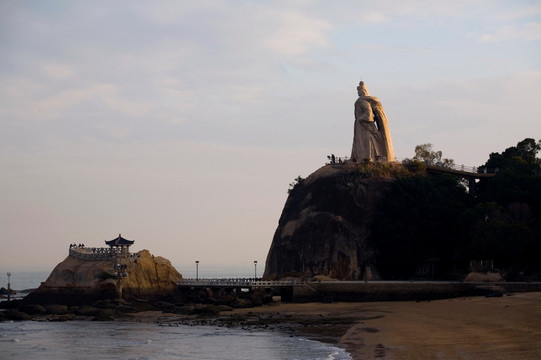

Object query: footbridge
[178,279,541,302]
[424,163,497,196]
[424,164,497,179]
[177,278,302,301]
[178,279,301,289]
[391,158,499,196]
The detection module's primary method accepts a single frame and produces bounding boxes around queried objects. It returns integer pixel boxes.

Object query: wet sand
[224,292,541,360]
[126,292,541,359]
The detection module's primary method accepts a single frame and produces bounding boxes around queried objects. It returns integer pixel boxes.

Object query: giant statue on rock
[351,81,395,162]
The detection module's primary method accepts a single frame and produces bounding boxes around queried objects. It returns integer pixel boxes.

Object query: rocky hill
[24,249,182,305]
[263,161,413,281]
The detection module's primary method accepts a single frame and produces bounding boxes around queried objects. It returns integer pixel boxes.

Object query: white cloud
[42,63,74,79]
[135,0,224,24]
[362,12,390,24]
[478,22,541,43]
[8,83,155,121]
[231,86,264,105]
[92,84,154,117]
[33,89,88,120]
[492,3,541,21]
[264,11,331,56]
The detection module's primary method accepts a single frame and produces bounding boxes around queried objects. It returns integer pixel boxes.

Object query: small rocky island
[23,234,182,306]
[1,234,272,321]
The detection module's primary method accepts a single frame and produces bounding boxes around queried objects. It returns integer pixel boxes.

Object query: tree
[370,174,471,279]
[288,175,304,194]
[373,138,541,279]
[414,143,454,168]
[481,138,540,176]
[473,138,541,276]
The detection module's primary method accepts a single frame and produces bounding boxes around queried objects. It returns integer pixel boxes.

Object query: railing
[68,246,139,261]
[178,278,303,287]
[69,247,113,260]
[426,162,498,175]
[325,155,499,175]
[392,157,499,175]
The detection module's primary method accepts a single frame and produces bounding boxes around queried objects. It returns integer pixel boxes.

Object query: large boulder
[122,250,182,297]
[264,162,408,280]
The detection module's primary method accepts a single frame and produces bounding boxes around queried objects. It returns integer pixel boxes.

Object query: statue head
[357,81,369,97]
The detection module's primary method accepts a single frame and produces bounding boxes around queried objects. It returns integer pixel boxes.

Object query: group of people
[327,154,346,164]
[69,243,85,248]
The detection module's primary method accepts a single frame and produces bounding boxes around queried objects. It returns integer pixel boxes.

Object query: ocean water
[0,271,352,359]
[0,321,351,360]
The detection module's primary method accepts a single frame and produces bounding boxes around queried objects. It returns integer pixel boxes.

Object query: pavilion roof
[105,233,135,246]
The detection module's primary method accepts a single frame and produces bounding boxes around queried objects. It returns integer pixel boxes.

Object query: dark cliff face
[264,162,405,280]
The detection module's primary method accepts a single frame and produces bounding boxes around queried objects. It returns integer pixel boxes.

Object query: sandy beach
[211,292,541,360]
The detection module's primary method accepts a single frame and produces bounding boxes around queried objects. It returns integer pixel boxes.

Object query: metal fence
[178,278,302,287]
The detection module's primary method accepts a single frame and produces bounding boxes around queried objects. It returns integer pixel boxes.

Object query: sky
[1,0,540,275]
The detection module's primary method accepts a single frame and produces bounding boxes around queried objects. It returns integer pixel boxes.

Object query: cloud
[478,22,541,43]
[361,12,390,24]
[4,83,155,121]
[42,63,74,79]
[135,0,225,25]
[230,86,264,105]
[492,3,541,21]
[264,11,331,56]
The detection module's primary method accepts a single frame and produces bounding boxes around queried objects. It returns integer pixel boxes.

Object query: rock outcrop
[264,162,409,281]
[24,249,182,305]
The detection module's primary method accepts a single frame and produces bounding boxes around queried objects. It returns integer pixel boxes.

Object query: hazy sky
[1,1,540,275]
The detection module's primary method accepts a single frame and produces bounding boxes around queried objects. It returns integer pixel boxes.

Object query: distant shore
[128,292,541,360]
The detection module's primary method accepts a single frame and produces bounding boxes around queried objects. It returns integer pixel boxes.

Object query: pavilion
[105,233,134,258]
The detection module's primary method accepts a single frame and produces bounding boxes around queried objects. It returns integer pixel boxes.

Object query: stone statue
[351,81,395,162]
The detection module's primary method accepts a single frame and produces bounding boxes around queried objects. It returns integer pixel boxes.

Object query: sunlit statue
[351,81,395,162]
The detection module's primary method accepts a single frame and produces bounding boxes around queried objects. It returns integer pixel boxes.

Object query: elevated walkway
[425,164,496,179]
[68,246,141,262]
[178,278,541,302]
[178,279,300,289]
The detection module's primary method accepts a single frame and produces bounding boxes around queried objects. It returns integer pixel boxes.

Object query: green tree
[473,138,541,276]
[370,174,471,279]
[480,138,540,176]
[414,143,454,168]
[288,175,304,194]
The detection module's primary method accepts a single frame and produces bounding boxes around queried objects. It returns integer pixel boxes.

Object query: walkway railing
[68,246,141,261]
[178,278,303,287]
[328,155,499,175]
[69,247,114,260]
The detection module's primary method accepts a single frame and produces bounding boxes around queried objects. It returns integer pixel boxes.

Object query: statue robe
[351,96,395,162]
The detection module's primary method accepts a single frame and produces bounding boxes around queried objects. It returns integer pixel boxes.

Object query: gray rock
[76,305,99,316]
[4,310,32,321]
[19,304,47,315]
[45,304,69,315]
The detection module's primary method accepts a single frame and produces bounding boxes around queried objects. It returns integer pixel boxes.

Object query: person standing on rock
[351,81,395,162]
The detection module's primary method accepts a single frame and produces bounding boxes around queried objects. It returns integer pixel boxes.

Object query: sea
[0,269,352,360]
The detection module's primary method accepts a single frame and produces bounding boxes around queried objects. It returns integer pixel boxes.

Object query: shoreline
[3,292,540,359]
[133,292,541,360]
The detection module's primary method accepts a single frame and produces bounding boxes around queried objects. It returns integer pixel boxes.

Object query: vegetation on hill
[370,138,541,280]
